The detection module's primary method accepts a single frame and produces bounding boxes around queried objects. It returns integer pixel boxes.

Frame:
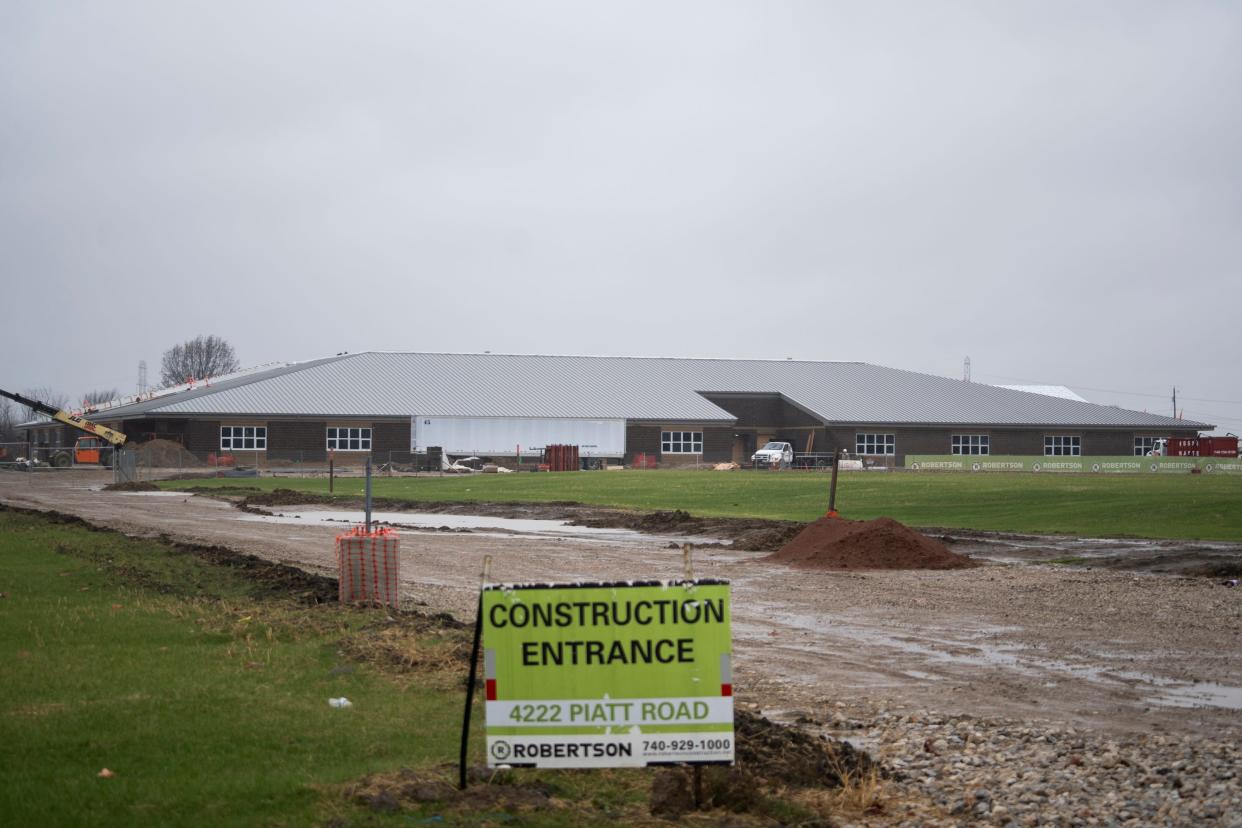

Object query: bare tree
[159,335,241,387]
[0,397,17,443]
[82,388,120,407]
[19,387,68,420]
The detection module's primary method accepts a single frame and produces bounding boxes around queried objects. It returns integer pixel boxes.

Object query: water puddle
[958,533,1242,567]
[237,509,725,546]
[757,605,1242,710]
[1149,682,1242,710]
[118,491,188,497]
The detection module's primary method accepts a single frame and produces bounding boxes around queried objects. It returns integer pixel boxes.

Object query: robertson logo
[490,740,512,761]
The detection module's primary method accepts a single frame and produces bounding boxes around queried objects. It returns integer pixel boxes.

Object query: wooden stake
[827,448,841,517]
[681,543,693,581]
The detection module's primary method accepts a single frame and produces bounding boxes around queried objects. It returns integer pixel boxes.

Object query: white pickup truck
[751,441,795,469]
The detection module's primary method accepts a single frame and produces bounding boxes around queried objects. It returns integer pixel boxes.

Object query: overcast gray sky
[3,1,1240,431]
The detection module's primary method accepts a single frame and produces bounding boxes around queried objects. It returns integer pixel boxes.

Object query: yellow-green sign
[906,455,1242,474]
[482,580,733,768]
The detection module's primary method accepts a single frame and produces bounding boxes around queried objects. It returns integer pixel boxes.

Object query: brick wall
[1083,430,1137,456]
[825,426,1206,464]
[185,420,221,457]
[624,424,735,466]
[372,421,410,455]
[625,425,661,464]
[702,427,733,462]
[124,419,189,444]
[268,420,327,461]
[127,415,1214,466]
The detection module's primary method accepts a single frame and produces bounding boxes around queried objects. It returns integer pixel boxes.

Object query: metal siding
[411,416,626,457]
[91,352,1209,431]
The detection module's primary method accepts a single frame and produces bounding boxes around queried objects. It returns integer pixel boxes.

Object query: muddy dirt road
[5,470,1238,744]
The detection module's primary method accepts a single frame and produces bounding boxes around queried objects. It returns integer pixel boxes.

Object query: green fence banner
[905,455,1242,474]
[482,580,733,768]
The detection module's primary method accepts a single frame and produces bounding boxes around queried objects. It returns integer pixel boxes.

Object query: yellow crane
[1,388,127,467]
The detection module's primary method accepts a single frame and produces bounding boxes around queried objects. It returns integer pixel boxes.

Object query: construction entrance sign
[482,580,733,768]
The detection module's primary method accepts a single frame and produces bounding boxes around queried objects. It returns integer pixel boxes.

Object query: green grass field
[0,508,846,826]
[0,509,674,827]
[0,509,463,826]
[162,470,1242,541]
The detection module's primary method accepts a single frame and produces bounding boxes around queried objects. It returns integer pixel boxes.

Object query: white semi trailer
[411,416,626,460]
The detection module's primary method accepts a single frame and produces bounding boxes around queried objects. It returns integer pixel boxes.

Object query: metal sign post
[460,555,493,789]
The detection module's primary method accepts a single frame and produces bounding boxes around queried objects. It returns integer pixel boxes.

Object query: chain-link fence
[0,441,78,470]
[3,441,614,477]
[109,449,454,480]
[115,449,138,484]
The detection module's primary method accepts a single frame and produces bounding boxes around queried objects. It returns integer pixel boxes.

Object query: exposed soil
[766,516,977,570]
[222,489,1239,574]
[3,470,1241,743]
[929,526,1242,577]
[733,708,882,787]
[220,489,807,550]
[160,535,340,603]
[341,710,882,822]
[7,503,340,604]
[103,480,160,492]
[344,766,559,816]
[572,508,806,552]
[133,438,202,468]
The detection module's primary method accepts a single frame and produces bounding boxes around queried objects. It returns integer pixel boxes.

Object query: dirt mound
[635,509,704,532]
[104,481,159,492]
[734,709,881,787]
[732,524,805,551]
[569,509,804,550]
[153,533,340,603]
[767,516,976,570]
[134,439,201,468]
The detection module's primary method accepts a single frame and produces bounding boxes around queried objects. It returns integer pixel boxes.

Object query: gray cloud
[2,1,1239,428]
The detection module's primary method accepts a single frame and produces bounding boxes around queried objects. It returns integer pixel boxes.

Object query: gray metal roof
[91,352,1210,430]
[995,385,1089,403]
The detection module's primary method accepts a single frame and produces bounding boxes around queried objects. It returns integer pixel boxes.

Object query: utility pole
[1172,386,1177,419]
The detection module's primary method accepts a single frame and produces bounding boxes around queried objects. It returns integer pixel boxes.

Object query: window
[327,427,372,452]
[952,435,990,455]
[1044,435,1080,456]
[661,431,703,454]
[220,425,266,451]
[856,433,895,455]
[1134,437,1161,456]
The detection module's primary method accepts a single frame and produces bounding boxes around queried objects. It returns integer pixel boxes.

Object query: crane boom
[0,388,128,446]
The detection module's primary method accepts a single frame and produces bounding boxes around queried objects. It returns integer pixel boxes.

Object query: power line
[1183,397,1242,405]
[975,373,1242,404]
[1184,411,1242,426]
